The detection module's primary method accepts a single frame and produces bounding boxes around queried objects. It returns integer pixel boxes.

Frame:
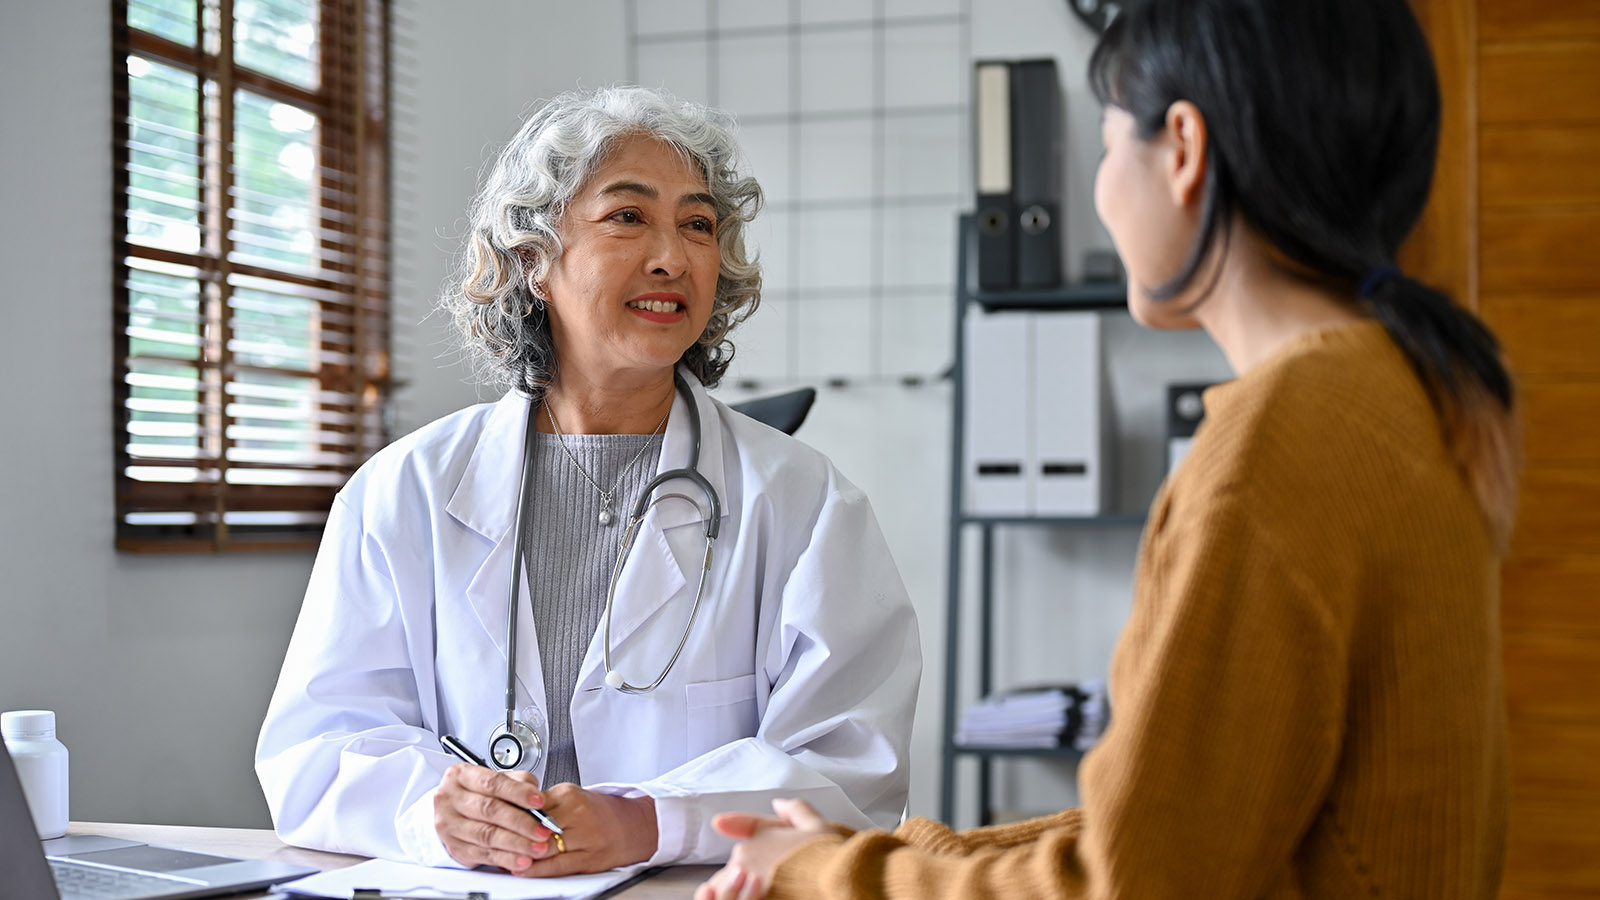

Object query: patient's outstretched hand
[696,798,838,900]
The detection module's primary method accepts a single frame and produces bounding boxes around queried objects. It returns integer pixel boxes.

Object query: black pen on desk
[438,734,564,835]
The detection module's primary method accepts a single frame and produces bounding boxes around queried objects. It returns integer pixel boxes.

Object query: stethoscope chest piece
[487,703,545,771]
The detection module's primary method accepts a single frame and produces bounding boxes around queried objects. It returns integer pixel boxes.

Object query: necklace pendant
[598,505,614,526]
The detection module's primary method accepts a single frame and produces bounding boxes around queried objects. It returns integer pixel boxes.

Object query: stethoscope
[487,373,723,771]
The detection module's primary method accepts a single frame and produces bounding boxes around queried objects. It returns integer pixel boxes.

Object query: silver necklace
[544,400,669,526]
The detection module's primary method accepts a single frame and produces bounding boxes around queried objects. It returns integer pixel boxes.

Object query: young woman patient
[698,0,1520,896]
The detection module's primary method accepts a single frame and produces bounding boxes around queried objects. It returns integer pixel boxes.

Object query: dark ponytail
[1364,273,1519,546]
[1090,0,1520,547]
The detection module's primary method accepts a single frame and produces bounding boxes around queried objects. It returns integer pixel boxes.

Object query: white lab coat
[255,372,920,867]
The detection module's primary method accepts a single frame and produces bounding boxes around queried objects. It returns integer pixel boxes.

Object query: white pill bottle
[2,709,70,839]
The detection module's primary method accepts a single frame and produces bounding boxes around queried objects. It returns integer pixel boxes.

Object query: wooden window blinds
[112,0,389,552]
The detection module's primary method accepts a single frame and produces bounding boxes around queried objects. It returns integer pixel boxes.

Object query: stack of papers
[1074,680,1109,751]
[956,680,1109,751]
[278,858,651,899]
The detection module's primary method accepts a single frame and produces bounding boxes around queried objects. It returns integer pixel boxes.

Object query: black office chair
[730,387,816,436]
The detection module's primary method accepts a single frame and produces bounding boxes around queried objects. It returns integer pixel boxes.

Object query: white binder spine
[962,307,1031,516]
[1031,311,1106,516]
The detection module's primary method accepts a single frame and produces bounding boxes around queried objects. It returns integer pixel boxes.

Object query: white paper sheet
[277,857,648,899]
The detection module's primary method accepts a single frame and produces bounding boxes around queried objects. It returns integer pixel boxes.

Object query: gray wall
[0,0,314,828]
[0,0,1228,831]
[0,0,626,829]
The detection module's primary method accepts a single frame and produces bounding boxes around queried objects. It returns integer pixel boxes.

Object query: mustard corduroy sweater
[769,320,1508,899]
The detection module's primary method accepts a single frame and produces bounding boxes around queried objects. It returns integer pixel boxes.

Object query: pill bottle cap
[1,710,57,739]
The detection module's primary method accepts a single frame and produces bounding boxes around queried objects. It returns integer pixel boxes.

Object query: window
[113,0,389,552]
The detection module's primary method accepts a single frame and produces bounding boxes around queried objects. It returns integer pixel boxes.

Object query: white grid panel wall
[626,0,971,388]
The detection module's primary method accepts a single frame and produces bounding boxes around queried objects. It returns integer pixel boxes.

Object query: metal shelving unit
[938,214,1141,826]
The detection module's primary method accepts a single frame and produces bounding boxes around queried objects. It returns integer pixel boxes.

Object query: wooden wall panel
[1465,0,1600,896]
[1521,383,1600,463]
[1505,801,1600,894]
[1482,125,1600,208]
[1501,554,1600,635]
[1480,210,1600,293]
[1480,0,1600,42]
[1504,883,1600,896]
[1479,295,1600,378]
[1503,633,1600,721]
[1508,719,1600,797]
[1402,0,1475,305]
[1511,468,1600,555]
[1481,40,1600,124]
[1504,807,1600,896]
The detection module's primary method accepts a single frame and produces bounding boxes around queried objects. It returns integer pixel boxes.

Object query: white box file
[1031,311,1108,516]
[962,307,1031,515]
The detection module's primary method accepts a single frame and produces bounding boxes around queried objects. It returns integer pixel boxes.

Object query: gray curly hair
[440,85,764,397]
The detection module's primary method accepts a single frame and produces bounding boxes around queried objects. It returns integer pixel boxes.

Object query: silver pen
[438,734,564,835]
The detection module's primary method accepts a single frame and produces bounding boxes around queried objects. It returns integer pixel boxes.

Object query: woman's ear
[1164,100,1209,208]
[519,251,549,301]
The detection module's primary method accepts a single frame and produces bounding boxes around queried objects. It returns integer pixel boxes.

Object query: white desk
[67,822,716,899]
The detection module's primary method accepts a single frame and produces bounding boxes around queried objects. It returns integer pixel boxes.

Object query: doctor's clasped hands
[434,762,656,875]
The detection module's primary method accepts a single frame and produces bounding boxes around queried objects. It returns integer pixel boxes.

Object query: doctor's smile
[627,292,689,322]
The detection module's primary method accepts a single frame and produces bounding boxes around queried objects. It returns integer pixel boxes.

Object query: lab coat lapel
[578,372,731,687]
[449,392,545,710]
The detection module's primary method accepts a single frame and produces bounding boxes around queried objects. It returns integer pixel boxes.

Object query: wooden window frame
[112,0,390,552]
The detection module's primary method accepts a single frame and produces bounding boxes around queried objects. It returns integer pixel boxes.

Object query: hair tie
[1359,264,1401,298]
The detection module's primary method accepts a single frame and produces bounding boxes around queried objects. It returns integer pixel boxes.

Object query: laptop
[1,739,316,900]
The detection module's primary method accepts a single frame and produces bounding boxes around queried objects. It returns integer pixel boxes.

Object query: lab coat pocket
[684,673,758,759]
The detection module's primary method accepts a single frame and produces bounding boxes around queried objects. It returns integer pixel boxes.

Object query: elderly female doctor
[254,86,920,877]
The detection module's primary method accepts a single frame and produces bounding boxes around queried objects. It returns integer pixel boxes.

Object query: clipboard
[587,865,666,900]
[311,868,665,900]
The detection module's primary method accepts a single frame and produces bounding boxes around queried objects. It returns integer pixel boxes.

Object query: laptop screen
[2,738,319,900]
[0,738,65,898]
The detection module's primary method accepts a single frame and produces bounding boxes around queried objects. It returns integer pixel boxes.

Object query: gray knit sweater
[522,431,663,788]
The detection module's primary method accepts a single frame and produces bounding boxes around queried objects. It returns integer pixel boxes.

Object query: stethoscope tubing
[603,475,718,693]
[503,382,542,737]
[496,374,720,767]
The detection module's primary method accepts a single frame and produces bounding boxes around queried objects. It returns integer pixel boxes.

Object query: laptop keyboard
[49,860,201,900]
